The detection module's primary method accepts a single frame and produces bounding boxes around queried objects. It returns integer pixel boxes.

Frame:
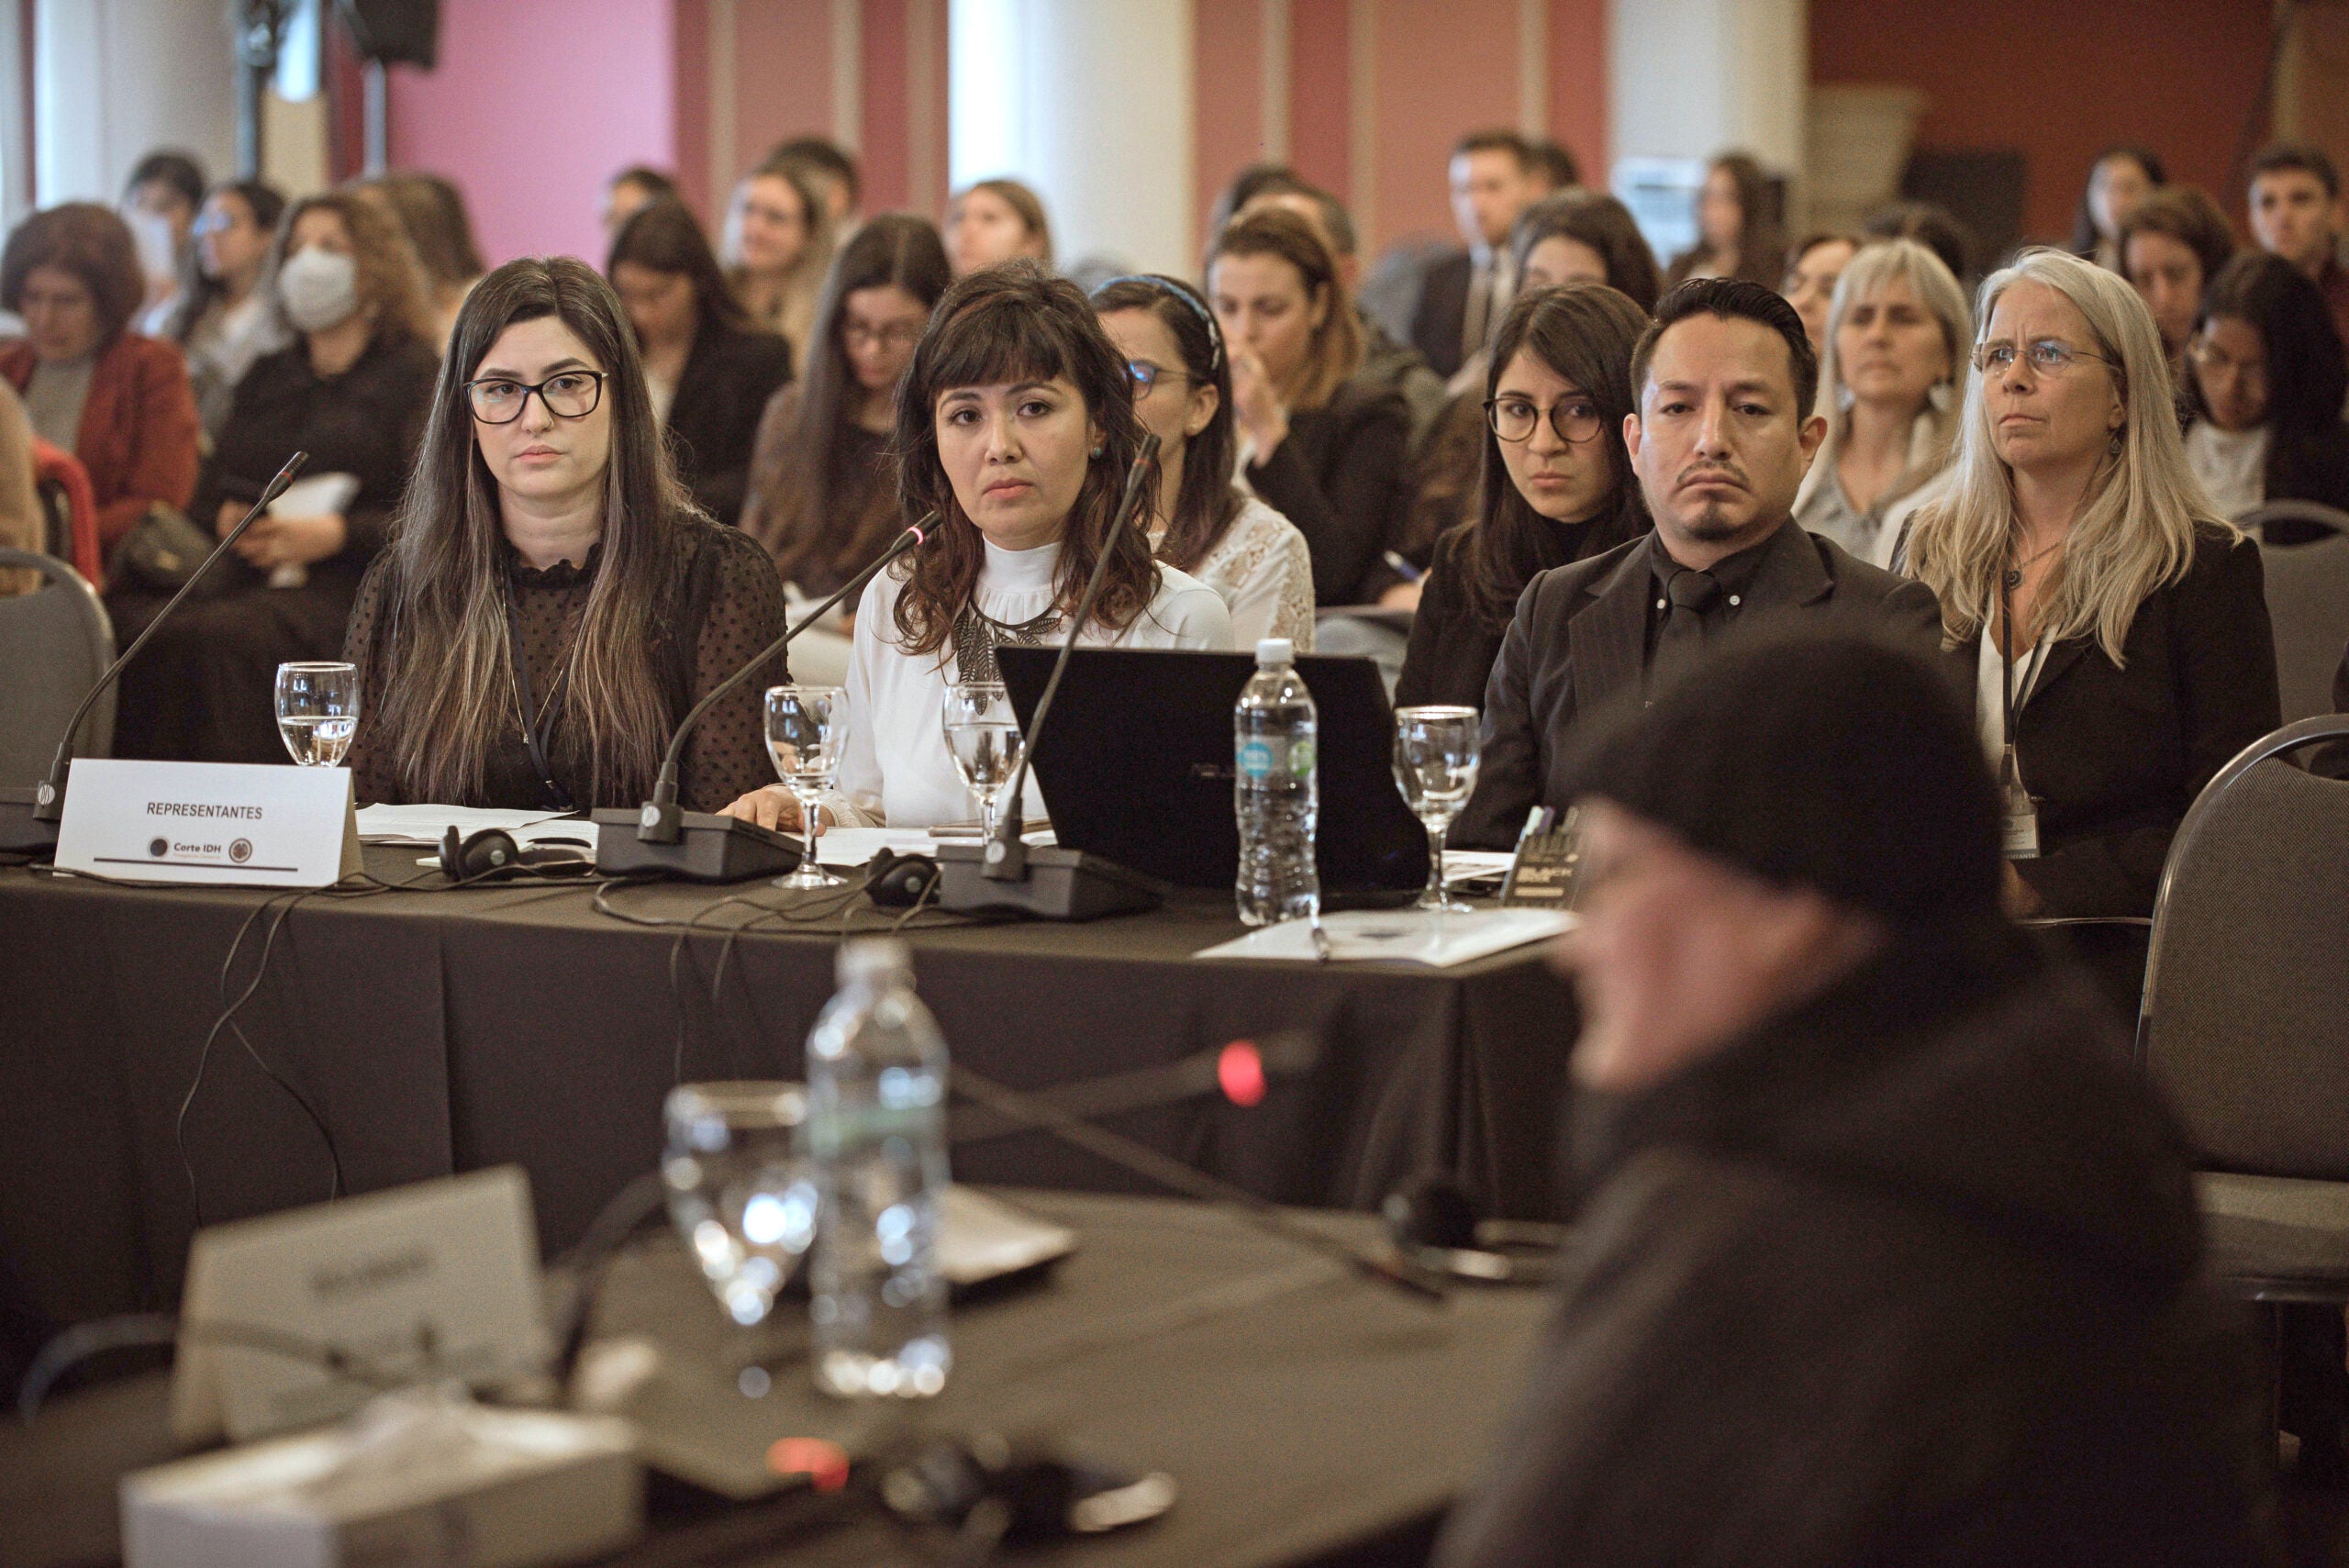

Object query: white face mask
[278,246,360,333]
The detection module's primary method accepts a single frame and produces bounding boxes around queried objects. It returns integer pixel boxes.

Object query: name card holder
[172,1167,551,1445]
[55,758,361,888]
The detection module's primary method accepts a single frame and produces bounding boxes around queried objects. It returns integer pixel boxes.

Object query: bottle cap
[837,936,913,988]
[1254,637,1294,667]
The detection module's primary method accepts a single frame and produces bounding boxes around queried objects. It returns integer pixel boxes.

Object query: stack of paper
[355,806,596,854]
[1193,906,1574,967]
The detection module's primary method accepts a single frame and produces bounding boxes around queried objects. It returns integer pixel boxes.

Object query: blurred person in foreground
[1434,628,2276,1568]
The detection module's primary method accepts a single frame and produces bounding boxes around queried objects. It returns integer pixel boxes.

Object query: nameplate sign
[54,759,360,887]
[171,1167,552,1445]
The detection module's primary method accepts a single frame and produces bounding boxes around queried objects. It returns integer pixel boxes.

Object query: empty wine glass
[765,685,846,889]
[941,683,1023,840]
[662,1082,815,1330]
[1394,705,1481,914]
[275,662,358,766]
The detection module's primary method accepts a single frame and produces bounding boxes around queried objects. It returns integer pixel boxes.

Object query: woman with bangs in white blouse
[1092,272,1314,650]
[722,261,1232,833]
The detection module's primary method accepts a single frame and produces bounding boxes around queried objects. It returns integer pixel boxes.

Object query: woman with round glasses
[1395,284,1651,710]
[344,257,788,812]
[1905,248,2277,927]
[113,188,439,763]
[1794,239,1969,571]
[2179,252,2349,522]
[1092,272,1314,649]
[743,216,952,686]
[722,261,1231,833]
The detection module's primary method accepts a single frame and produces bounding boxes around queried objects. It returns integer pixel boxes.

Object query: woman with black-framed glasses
[343,256,789,812]
[1395,284,1651,710]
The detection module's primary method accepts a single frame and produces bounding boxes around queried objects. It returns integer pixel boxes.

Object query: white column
[34,0,237,206]
[949,0,1196,277]
[1608,0,1808,176]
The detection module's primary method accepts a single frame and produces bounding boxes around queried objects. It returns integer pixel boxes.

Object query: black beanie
[1564,627,2002,924]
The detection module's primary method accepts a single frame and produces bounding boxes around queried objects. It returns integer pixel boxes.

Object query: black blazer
[667,322,794,522]
[1408,249,1473,380]
[1986,528,2279,919]
[1396,504,1644,711]
[1246,373,1415,606]
[1455,522,1947,848]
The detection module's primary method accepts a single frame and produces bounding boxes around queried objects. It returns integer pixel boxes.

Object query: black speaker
[335,0,439,68]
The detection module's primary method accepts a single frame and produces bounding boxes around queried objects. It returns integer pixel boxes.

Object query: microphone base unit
[0,786,58,854]
[590,807,803,883]
[933,841,1164,921]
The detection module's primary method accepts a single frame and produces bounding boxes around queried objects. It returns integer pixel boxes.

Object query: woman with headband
[1093,272,1314,648]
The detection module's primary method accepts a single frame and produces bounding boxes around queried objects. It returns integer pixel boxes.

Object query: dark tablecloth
[0,847,1577,1335]
[0,1191,1553,1568]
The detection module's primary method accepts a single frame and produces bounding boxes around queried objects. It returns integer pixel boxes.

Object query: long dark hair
[1207,207,1363,410]
[371,171,487,287]
[1090,272,1242,572]
[1460,284,1651,628]
[1510,192,1662,312]
[165,179,285,343]
[606,197,756,337]
[892,261,1155,657]
[1672,151,1782,286]
[763,215,950,584]
[365,258,693,806]
[2190,251,2348,462]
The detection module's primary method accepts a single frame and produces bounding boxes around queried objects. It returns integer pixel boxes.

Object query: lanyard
[503,587,577,813]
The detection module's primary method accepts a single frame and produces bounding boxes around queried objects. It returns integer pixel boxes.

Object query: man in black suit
[1455,278,1946,847]
[1408,130,1540,380]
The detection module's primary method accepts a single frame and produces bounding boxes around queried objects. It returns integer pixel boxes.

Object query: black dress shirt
[1246,373,1415,606]
[1454,520,1947,848]
[666,321,794,522]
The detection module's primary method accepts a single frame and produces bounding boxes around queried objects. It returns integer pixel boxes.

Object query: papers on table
[355,805,597,854]
[1193,906,1575,967]
[812,824,1055,868]
[1440,851,1517,886]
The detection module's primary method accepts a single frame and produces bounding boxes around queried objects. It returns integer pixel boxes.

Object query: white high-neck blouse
[835,536,1234,828]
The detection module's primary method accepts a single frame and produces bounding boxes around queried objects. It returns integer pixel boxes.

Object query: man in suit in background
[1455,278,1946,847]
[1408,130,1541,380]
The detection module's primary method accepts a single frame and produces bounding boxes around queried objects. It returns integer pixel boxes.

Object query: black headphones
[865,845,941,907]
[440,824,595,883]
[1382,1173,1570,1286]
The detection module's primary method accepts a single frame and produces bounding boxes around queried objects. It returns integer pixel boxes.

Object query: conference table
[0,844,1577,1332]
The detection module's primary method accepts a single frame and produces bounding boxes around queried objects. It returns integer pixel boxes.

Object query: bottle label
[1236,737,1315,782]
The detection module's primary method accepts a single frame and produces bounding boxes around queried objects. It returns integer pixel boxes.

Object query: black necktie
[1653,569,1721,689]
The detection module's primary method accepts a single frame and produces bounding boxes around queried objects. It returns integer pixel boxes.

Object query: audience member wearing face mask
[348,258,789,815]
[1396,284,1651,711]
[1209,208,1413,607]
[2180,251,2349,523]
[742,215,952,687]
[1454,277,1943,848]
[722,262,1232,835]
[1095,272,1316,650]
[1793,239,1970,571]
[607,198,794,523]
[0,202,201,553]
[106,190,442,765]
[162,180,292,441]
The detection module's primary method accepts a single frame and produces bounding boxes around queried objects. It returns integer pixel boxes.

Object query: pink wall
[387,0,678,266]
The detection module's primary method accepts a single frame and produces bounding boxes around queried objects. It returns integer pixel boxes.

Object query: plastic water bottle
[805,938,952,1398]
[1235,637,1319,926]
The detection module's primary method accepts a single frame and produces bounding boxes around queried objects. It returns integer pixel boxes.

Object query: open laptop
[995,647,1429,901]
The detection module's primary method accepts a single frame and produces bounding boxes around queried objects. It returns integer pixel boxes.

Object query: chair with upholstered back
[0,549,114,782]
[2243,501,2349,723]
[28,440,101,589]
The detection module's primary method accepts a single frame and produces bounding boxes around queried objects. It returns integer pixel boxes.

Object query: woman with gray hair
[1794,239,1968,570]
[1905,247,2277,925]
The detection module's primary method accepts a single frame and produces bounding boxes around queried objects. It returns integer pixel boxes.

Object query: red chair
[31,439,102,591]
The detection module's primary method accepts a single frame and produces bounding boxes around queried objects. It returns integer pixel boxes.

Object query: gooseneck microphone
[590,514,937,882]
[933,437,1167,919]
[0,450,310,853]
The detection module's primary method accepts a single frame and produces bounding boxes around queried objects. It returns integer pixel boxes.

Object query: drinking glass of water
[765,685,846,890]
[662,1082,815,1331]
[941,683,1022,840]
[1393,705,1481,913]
[275,662,358,766]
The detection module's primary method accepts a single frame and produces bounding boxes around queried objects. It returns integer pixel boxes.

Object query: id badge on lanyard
[1997,575,2041,861]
